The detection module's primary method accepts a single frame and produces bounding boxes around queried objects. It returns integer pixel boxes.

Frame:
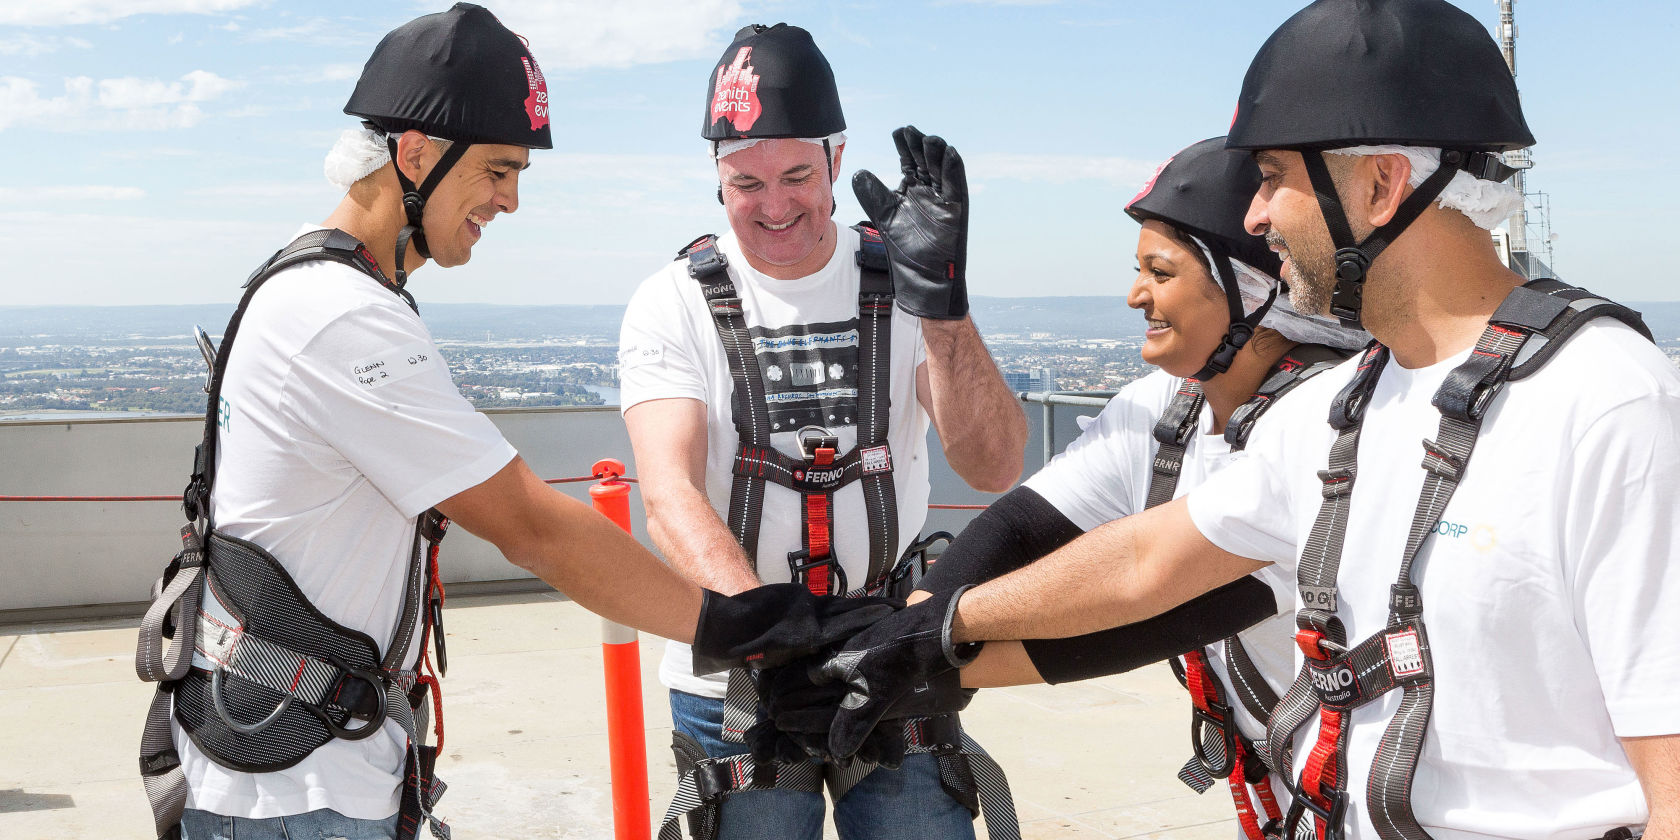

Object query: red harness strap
[1297,706,1346,840]
[799,444,837,595]
[1183,649,1283,840]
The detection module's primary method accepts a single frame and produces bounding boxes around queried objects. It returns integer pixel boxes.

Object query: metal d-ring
[210,666,292,736]
[300,664,389,741]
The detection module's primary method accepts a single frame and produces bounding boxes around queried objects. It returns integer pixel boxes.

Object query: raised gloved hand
[818,585,982,759]
[690,584,900,676]
[852,125,970,320]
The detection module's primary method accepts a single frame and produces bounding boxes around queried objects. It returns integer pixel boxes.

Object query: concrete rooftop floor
[0,591,1238,839]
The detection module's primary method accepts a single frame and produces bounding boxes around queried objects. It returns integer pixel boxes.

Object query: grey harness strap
[1267,280,1651,840]
[667,230,1017,838]
[134,230,450,840]
[1149,347,1351,840]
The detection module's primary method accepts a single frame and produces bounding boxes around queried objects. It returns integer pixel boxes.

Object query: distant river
[583,385,620,406]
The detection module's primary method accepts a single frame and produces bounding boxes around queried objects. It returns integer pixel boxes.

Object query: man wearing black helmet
[794,2,1680,839]
[133,8,889,840]
[618,22,1025,840]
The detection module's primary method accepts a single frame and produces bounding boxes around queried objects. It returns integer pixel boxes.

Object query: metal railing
[1018,390,1116,467]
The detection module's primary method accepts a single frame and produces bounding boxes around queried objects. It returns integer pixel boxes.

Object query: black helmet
[346,2,552,150]
[1225,0,1530,329]
[344,4,549,285]
[702,24,844,141]
[1126,137,1281,381]
[1228,0,1532,153]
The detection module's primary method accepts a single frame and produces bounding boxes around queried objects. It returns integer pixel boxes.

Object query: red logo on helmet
[1127,154,1175,209]
[522,56,549,132]
[711,46,762,134]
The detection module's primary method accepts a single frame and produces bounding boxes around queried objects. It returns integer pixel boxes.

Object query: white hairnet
[1325,145,1524,231]
[324,127,391,191]
[710,131,846,163]
[1191,235,1371,351]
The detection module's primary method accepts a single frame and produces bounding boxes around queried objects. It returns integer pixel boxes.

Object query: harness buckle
[685,240,730,280]
[309,662,390,741]
[1284,787,1348,840]
[209,666,293,736]
[1316,467,1355,499]
[139,747,182,777]
[1295,627,1344,662]
[787,549,847,597]
[1189,701,1238,779]
[1419,439,1465,481]
[694,758,739,802]
[911,713,963,755]
[795,426,839,464]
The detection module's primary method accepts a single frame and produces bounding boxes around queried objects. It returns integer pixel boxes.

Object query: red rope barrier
[1,473,638,502]
[0,494,182,502]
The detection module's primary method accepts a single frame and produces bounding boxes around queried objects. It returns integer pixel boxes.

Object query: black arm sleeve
[1024,575,1278,684]
[915,484,1281,685]
[915,485,1085,596]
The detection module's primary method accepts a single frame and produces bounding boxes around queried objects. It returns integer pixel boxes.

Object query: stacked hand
[853,126,971,320]
[744,586,982,766]
[689,583,898,675]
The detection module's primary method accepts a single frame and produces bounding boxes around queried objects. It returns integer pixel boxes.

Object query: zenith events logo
[711,46,762,132]
[522,56,549,132]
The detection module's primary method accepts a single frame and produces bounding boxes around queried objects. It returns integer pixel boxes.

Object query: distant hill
[4,298,1677,344]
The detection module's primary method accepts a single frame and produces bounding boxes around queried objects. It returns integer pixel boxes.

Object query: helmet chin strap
[385,134,472,290]
[1192,251,1277,382]
[1300,149,1468,329]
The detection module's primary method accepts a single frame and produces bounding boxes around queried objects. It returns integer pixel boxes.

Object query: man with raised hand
[619,22,1026,840]
[799,2,1680,839]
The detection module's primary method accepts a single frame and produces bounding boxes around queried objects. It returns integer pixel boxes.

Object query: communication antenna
[1496,0,1557,277]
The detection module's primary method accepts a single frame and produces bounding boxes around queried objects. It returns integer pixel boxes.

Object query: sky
[2,0,1677,307]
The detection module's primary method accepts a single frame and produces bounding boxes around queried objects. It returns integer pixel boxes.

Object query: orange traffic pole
[588,458,651,840]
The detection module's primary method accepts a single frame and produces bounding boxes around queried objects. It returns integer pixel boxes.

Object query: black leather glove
[852,125,970,320]
[747,654,965,770]
[819,585,982,759]
[690,584,900,676]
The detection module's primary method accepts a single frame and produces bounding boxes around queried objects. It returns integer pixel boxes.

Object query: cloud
[0,186,146,201]
[246,18,372,47]
[495,0,746,71]
[0,34,92,55]
[186,181,337,199]
[965,153,1159,187]
[0,71,242,132]
[0,0,259,26]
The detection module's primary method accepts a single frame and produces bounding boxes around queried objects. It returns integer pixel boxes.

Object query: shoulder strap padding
[680,234,730,281]
[852,223,892,296]
[244,229,381,288]
[1494,280,1653,382]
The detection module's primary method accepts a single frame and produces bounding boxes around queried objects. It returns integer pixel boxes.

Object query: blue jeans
[669,690,977,840]
[180,808,399,840]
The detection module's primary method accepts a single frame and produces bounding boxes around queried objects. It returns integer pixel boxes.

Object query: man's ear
[829,142,845,183]
[394,130,431,185]
[1366,152,1414,228]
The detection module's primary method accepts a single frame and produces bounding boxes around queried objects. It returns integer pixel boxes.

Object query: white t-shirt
[1023,369,1297,807]
[1187,320,1680,839]
[175,226,516,820]
[619,226,931,698]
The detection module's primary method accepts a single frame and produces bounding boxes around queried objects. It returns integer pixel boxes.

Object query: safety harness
[1150,344,1351,840]
[1264,279,1651,840]
[659,227,1019,840]
[134,229,451,840]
